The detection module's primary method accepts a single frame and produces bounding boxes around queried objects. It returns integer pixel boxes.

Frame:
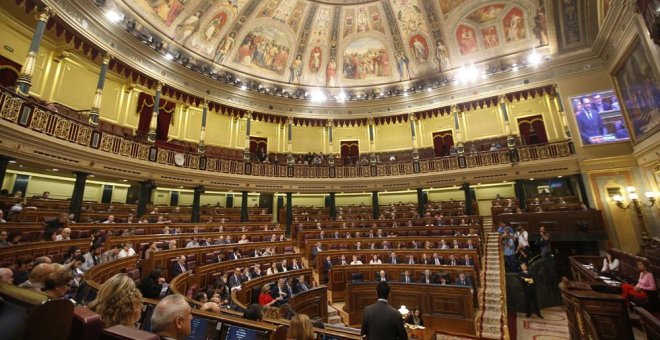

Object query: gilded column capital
[37,7,53,22]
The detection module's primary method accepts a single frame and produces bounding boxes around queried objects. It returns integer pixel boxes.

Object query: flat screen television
[188,317,220,340]
[219,324,270,340]
[569,90,630,145]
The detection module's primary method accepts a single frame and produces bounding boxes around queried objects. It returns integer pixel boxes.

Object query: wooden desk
[304,236,481,260]
[344,282,476,335]
[493,210,607,241]
[327,264,477,303]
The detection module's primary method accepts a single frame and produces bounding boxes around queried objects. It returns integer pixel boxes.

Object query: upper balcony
[0,86,579,192]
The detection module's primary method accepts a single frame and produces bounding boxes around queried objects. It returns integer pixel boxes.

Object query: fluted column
[410,113,419,160]
[452,105,464,155]
[287,116,294,164]
[368,118,376,164]
[147,82,163,143]
[327,119,335,165]
[198,100,208,154]
[15,8,52,95]
[286,192,293,236]
[89,54,111,126]
[554,86,572,140]
[244,112,252,162]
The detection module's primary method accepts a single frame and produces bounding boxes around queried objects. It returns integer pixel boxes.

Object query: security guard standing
[520,262,543,318]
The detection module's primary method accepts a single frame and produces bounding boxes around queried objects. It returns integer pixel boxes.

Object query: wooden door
[517,115,548,145]
[340,140,360,164]
[432,131,454,157]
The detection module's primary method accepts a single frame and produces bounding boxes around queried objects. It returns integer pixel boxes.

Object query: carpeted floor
[515,306,570,340]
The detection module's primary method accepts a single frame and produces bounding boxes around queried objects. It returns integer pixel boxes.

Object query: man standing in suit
[361,281,408,340]
[228,267,242,289]
[170,255,190,277]
[520,263,543,318]
[576,97,606,144]
[322,255,333,283]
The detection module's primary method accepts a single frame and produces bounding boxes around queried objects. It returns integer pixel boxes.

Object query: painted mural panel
[481,26,500,49]
[234,27,291,76]
[467,4,505,23]
[503,7,526,43]
[437,0,466,19]
[456,24,478,55]
[409,34,429,63]
[342,38,392,81]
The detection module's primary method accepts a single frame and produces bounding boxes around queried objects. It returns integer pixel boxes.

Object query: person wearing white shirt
[238,235,249,244]
[369,255,382,265]
[601,252,620,274]
[0,209,6,223]
[186,238,200,248]
[350,255,363,265]
[102,215,115,224]
[118,243,136,258]
[516,227,529,248]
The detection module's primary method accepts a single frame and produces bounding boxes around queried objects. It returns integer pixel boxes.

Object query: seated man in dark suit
[361,281,408,340]
[311,242,323,259]
[455,273,472,287]
[388,252,399,265]
[270,278,290,306]
[419,269,434,284]
[432,252,444,265]
[400,270,414,283]
[228,267,243,289]
[294,274,309,294]
[376,270,388,282]
[228,247,242,260]
[170,255,190,277]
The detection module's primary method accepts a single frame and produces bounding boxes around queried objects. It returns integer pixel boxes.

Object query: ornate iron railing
[0,87,575,179]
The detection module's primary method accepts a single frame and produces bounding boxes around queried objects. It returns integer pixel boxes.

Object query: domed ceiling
[113,0,550,89]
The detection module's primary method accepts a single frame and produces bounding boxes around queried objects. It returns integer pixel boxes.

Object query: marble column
[88,54,111,126]
[240,191,249,222]
[198,100,208,154]
[15,8,52,95]
[69,172,88,222]
[147,83,163,143]
[192,185,204,223]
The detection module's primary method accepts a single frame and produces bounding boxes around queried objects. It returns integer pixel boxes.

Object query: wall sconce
[612,187,656,236]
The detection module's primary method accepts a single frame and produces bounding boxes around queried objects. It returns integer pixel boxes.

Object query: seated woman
[258,284,282,307]
[620,260,656,305]
[601,252,620,274]
[405,308,424,327]
[88,273,143,328]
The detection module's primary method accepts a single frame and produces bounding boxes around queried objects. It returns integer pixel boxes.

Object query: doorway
[517,115,548,145]
[340,140,360,165]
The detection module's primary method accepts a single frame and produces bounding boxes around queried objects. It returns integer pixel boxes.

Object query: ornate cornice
[36,0,606,119]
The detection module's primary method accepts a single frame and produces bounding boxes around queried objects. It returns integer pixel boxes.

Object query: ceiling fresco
[114,0,552,89]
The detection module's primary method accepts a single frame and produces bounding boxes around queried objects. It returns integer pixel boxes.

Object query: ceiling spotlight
[403,91,409,97]
[52,168,59,172]
[458,64,478,84]
[426,87,432,92]
[164,53,174,61]
[310,89,326,102]
[338,91,346,102]
[240,84,247,90]
[8,160,16,164]
[511,63,519,72]
[105,10,124,23]
[527,50,542,66]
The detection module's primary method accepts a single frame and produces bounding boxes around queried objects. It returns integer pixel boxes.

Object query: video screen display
[569,90,630,145]
[219,324,269,340]
[187,317,219,340]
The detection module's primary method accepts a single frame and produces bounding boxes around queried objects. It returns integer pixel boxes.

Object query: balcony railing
[0,87,575,179]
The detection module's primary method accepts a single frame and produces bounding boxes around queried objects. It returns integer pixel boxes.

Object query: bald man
[18,263,53,291]
[0,268,13,284]
[55,228,71,241]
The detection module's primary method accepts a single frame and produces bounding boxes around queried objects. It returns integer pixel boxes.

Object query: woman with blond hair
[287,313,315,340]
[88,273,143,328]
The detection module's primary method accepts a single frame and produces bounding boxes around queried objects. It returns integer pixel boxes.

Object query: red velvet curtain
[340,141,359,163]
[0,55,21,88]
[136,92,176,141]
[517,115,548,145]
[433,131,454,157]
[249,137,268,153]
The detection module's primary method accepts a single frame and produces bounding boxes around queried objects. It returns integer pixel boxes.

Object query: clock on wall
[174,153,185,166]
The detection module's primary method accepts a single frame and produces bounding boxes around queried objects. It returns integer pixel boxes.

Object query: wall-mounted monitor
[569,90,630,145]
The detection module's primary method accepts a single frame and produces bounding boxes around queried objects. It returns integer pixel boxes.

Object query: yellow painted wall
[336,193,372,206]
[418,115,454,148]
[474,183,516,216]
[290,195,325,207]
[112,186,128,203]
[200,192,227,206]
[292,126,325,153]
[463,106,505,140]
[426,188,464,201]
[251,120,282,152]
[379,191,418,204]
[375,123,413,150]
